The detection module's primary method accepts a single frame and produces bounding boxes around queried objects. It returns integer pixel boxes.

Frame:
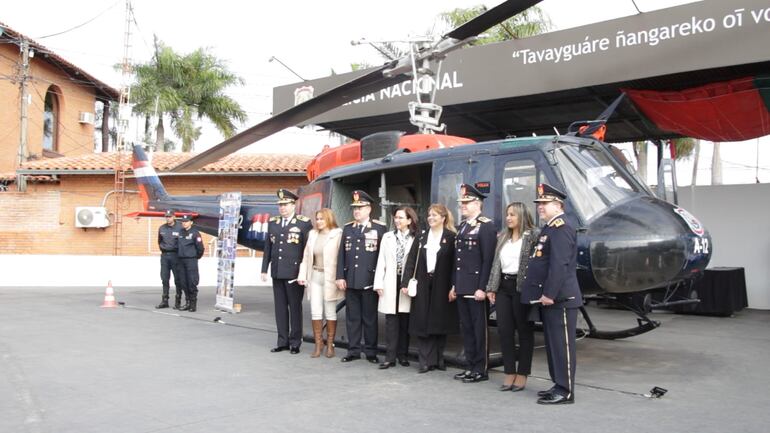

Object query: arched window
[43,87,60,151]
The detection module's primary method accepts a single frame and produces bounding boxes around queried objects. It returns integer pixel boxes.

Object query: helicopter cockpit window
[554,145,639,221]
[437,172,463,224]
[502,160,538,223]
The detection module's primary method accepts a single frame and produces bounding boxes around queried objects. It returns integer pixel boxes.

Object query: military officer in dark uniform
[177,214,205,312]
[336,190,388,364]
[156,210,185,309]
[521,183,583,405]
[451,184,497,383]
[261,189,312,354]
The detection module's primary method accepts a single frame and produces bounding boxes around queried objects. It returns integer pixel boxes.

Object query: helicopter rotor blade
[444,0,543,41]
[171,0,544,173]
[172,63,407,172]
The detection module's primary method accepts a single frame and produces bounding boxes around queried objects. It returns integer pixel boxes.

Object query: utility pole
[16,39,31,191]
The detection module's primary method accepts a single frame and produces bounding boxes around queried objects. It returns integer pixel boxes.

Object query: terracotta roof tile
[18,151,312,174]
[0,172,56,183]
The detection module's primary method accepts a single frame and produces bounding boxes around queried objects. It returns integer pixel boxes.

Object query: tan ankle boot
[325,320,337,358]
[311,320,323,358]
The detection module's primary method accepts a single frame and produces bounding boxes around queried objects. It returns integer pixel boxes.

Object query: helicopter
[130,0,713,339]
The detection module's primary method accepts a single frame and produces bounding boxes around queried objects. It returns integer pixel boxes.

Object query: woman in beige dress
[298,208,344,357]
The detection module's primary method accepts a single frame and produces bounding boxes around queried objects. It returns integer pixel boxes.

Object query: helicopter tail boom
[132,145,170,210]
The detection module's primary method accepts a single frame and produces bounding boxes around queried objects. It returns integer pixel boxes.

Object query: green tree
[438,4,551,44]
[354,5,550,70]
[131,38,247,152]
[633,137,697,184]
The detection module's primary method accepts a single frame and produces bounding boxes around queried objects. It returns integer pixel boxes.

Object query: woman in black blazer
[401,204,459,373]
[486,202,539,392]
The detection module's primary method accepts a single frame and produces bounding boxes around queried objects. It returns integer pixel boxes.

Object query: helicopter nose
[584,196,712,294]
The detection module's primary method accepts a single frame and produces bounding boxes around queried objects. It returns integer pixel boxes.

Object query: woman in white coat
[298,208,344,358]
[374,206,418,369]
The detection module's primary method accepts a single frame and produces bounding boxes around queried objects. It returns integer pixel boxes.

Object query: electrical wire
[36,1,121,39]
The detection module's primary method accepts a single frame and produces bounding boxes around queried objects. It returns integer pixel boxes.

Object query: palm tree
[355,5,550,69]
[633,137,696,184]
[131,38,247,152]
[438,4,551,44]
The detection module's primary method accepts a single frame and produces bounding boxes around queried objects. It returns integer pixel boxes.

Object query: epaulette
[345,220,356,226]
[478,216,492,223]
[372,219,387,226]
[296,215,310,222]
[270,216,281,222]
[550,217,565,228]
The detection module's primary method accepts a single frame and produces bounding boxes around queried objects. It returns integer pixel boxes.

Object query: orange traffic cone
[101,280,117,308]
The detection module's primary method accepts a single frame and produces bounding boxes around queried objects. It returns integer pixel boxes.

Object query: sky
[3,0,768,184]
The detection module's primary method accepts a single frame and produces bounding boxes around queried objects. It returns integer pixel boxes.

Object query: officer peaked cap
[457,183,486,202]
[179,214,193,222]
[534,183,567,203]
[350,190,375,207]
[276,188,298,204]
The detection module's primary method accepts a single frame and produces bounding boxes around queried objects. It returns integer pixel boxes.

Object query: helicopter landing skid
[577,305,659,340]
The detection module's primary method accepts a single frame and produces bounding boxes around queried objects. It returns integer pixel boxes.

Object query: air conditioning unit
[78,111,95,124]
[75,207,110,228]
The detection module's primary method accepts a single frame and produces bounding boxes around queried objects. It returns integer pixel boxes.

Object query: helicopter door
[432,155,493,225]
[494,151,551,227]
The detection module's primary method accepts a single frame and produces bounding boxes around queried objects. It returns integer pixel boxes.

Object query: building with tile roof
[0,150,313,256]
[0,21,119,173]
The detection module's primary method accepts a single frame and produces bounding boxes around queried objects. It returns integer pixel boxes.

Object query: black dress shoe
[270,346,289,353]
[462,372,489,383]
[379,361,396,369]
[398,359,410,367]
[454,370,472,380]
[366,355,379,364]
[537,387,556,397]
[341,355,360,363]
[290,347,300,354]
[417,366,435,374]
[499,384,514,392]
[435,363,447,371]
[537,393,574,405]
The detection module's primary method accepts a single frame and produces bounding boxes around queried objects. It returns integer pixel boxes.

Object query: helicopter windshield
[554,144,641,222]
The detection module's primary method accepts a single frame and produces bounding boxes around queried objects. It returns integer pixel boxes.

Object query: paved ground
[1,285,768,433]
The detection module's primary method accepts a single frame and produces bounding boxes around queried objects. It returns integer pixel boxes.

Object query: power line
[36,1,121,39]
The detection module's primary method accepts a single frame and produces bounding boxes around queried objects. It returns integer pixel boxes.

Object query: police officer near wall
[177,214,205,312]
[261,189,312,354]
[156,210,185,310]
[521,183,583,405]
[337,190,387,364]
[452,184,497,383]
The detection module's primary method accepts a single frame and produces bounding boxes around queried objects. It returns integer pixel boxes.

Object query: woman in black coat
[401,203,459,373]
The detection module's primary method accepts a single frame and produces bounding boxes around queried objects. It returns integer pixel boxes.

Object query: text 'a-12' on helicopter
[130,0,712,339]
